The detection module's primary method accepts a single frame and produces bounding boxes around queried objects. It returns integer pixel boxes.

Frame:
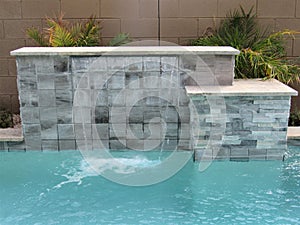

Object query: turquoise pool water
[0,146,300,225]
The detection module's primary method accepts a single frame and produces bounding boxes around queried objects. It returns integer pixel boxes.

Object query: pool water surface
[0,146,300,225]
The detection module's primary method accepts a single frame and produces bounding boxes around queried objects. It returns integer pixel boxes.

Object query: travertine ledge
[186,79,298,96]
[0,128,23,142]
[11,46,240,56]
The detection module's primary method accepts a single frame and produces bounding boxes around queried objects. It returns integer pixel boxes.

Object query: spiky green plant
[191,7,300,84]
[108,33,131,46]
[27,14,101,47]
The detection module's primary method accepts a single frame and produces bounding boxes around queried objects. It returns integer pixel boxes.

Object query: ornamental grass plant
[191,7,300,84]
[27,14,130,47]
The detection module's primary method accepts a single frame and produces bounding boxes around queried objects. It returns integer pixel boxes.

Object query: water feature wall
[9,47,237,152]
[7,46,297,161]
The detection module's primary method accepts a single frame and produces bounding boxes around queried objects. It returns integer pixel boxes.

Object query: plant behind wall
[27,14,130,47]
[289,109,300,126]
[0,108,13,129]
[191,7,300,84]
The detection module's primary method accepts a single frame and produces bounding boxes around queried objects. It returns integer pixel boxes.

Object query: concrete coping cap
[186,79,298,96]
[11,46,240,56]
[0,128,23,142]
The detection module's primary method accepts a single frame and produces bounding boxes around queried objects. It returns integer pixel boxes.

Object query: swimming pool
[1,146,299,224]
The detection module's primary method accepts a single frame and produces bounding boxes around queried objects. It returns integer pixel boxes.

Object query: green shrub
[27,14,101,47]
[0,109,13,128]
[108,33,131,46]
[191,7,300,84]
[27,14,131,47]
[289,109,300,126]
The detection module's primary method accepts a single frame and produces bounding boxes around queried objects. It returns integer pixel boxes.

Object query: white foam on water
[85,155,162,175]
[117,155,161,168]
[52,155,161,189]
[52,160,98,189]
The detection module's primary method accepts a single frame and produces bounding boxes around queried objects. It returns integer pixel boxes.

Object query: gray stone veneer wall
[5,46,296,161]
[8,47,238,152]
[192,95,291,161]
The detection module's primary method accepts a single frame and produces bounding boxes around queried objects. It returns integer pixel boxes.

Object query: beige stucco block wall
[258,0,296,18]
[0,0,300,112]
[62,0,100,18]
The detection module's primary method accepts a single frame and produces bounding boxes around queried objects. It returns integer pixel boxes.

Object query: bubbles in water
[52,160,98,189]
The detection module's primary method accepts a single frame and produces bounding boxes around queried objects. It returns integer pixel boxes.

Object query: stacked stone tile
[6,46,296,161]
[71,55,192,151]
[7,46,238,152]
[191,94,291,161]
[5,47,226,151]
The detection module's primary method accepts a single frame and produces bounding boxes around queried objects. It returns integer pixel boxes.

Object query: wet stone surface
[10,47,294,161]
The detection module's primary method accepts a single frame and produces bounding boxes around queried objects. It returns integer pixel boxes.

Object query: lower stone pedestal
[186,79,297,161]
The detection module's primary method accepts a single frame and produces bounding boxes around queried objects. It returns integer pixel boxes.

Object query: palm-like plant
[108,33,131,46]
[191,7,300,84]
[27,14,101,47]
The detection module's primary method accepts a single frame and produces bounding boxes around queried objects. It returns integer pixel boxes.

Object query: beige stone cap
[11,46,240,56]
[0,128,23,142]
[186,79,298,96]
[287,127,300,139]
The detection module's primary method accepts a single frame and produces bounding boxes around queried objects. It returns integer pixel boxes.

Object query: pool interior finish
[1,146,300,225]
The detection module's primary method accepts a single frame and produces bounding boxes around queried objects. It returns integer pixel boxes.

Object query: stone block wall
[70,55,192,151]
[10,46,237,151]
[192,95,291,161]
[6,47,296,161]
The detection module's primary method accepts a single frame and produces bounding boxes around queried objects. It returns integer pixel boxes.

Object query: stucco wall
[1,0,300,112]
